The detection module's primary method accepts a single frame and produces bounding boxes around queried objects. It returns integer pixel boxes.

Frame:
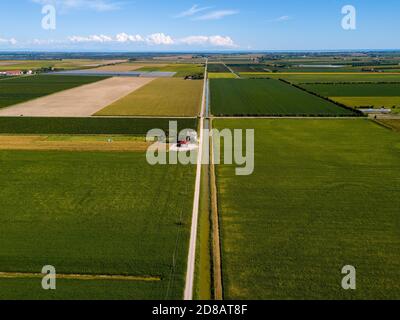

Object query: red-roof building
[5,70,23,76]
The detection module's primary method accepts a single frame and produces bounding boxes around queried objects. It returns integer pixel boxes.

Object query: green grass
[194,163,212,300]
[301,83,400,97]
[214,119,400,299]
[137,64,204,78]
[210,79,356,116]
[0,150,195,299]
[96,78,203,117]
[0,75,107,108]
[0,117,197,135]
[240,73,400,83]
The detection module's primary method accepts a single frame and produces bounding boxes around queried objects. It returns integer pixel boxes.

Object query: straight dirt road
[184,59,208,300]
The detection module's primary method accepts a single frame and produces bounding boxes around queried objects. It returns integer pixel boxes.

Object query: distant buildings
[0,70,33,76]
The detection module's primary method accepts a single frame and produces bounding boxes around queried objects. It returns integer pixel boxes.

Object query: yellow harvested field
[92,63,168,72]
[96,78,203,117]
[0,77,154,117]
[330,96,400,108]
[92,65,144,71]
[0,135,152,152]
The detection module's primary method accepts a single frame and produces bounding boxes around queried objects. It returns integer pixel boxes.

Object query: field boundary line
[209,118,224,300]
[373,119,400,132]
[0,272,161,282]
[223,63,240,79]
[278,79,364,116]
[184,59,208,300]
[210,116,366,119]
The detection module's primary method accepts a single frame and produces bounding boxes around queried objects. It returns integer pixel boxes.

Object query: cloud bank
[67,32,237,47]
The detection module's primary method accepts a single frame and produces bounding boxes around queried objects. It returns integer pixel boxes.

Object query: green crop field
[301,83,400,96]
[214,118,400,300]
[210,79,356,116]
[228,64,270,72]
[240,73,400,83]
[137,64,204,77]
[299,83,400,110]
[0,150,195,299]
[0,278,164,300]
[0,75,107,109]
[96,78,203,117]
[207,64,230,73]
[0,117,197,135]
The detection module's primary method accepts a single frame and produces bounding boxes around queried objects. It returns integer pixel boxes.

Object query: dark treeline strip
[0,117,197,135]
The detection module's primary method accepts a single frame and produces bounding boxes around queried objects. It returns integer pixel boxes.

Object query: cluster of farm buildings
[0,70,34,76]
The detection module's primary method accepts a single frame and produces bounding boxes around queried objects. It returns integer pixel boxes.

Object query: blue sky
[0,0,399,51]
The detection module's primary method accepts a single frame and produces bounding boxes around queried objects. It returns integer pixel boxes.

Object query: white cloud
[179,35,237,47]
[175,4,212,18]
[68,33,175,45]
[179,36,209,45]
[146,33,174,45]
[209,35,236,47]
[17,32,237,48]
[68,34,113,43]
[32,0,121,12]
[0,37,17,45]
[270,15,291,22]
[194,10,238,21]
[116,33,144,43]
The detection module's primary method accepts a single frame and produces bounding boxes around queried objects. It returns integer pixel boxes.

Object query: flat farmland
[377,119,400,131]
[329,97,400,111]
[214,119,400,299]
[0,77,154,117]
[301,83,400,110]
[208,73,237,79]
[0,75,107,109]
[228,64,270,72]
[0,59,125,71]
[240,73,400,83]
[0,150,196,299]
[92,63,168,72]
[207,64,230,73]
[137,64,204,77]
[301,83,400,96]
[0,135,151,152]
[0,117,197,135]
[96,78,203,117]
[210,79,356,116]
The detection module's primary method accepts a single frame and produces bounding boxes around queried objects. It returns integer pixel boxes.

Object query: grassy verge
[194,163,212,300]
